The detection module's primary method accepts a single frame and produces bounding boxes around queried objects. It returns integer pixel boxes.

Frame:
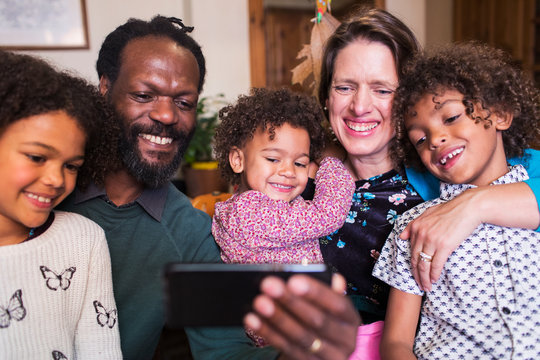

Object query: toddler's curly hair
[214,88,325,185]
[391,41,540,171]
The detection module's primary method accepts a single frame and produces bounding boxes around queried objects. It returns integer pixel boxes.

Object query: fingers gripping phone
[162,263,332,327]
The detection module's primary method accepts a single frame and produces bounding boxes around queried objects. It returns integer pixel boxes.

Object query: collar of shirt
[439,164,529,202]
[72,182,168,222]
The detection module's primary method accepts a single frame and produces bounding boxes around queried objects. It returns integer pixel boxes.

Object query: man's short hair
[96,15,206,93]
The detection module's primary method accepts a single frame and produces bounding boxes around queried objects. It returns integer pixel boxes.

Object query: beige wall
[13,0,453,101]
[17,0,250,101]
[387,0,453,47]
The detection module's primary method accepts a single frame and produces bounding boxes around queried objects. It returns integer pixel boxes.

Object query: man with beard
[60,15,359,360]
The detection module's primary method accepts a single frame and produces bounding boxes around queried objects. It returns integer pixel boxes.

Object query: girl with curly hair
[213,87,355,266]
[212,87,355,344]
[373,42,540,359]
[0,50,122,358]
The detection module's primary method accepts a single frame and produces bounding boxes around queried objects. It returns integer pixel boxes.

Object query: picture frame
[0,0,89,50]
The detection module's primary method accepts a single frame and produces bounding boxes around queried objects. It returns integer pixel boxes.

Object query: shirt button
[502,307,511,315]
[494,260,503,267]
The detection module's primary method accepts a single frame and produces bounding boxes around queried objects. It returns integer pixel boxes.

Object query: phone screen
[162,263,332,327]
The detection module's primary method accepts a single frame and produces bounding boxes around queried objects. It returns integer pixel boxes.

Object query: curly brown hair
[391,41,540,171]
[0,50,121,189]
[214,88,325,185]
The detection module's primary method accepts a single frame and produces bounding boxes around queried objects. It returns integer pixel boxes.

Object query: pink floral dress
[212,157,355,265]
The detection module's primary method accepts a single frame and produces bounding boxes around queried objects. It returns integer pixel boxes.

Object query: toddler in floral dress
[212,88,355,344]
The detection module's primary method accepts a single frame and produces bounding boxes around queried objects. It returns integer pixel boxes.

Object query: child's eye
[65,163,82,173]
[414,136,426,147]
[445,114,460,124]
[265,158,278,163]
[26,154,45,163]
[294,162,307,168]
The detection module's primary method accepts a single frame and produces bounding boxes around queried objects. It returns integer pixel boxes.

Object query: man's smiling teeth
[27,193,52,203]
[140,134,173,145]
[346,121,378,132]
[440,147,464,165]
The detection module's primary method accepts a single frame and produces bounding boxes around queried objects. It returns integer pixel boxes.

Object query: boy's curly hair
[214,88,325,185]
[391,41,540,171]
[0,50,121,189]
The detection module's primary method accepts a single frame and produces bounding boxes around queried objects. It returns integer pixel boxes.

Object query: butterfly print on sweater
[93,300,117,328]
[40,266,76,291]
[0,289,26,328]
[52,350,68,359]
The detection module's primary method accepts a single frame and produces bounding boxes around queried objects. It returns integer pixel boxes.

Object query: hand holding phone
[162,263,331,327]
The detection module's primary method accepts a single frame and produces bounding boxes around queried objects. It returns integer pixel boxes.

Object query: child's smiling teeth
[27,193,52,204]
[346,121,378,132]
[272,183,292,189]
[140,134,173,145]
[440,147,464,165]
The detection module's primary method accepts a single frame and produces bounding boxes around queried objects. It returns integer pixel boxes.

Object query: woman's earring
[323,106,328,111]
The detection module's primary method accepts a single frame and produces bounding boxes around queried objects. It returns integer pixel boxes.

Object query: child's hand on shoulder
[321,141,346,163]
[308,162,319,178]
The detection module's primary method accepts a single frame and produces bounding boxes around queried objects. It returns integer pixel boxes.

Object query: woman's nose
[349,87,373,115]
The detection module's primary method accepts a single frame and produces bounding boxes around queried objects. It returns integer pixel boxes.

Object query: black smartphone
[162,263,332,327]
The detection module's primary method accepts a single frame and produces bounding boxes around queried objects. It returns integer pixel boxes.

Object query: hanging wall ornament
[291,0,340,97]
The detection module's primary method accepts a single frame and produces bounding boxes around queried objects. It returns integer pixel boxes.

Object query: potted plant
[182,94,230,197]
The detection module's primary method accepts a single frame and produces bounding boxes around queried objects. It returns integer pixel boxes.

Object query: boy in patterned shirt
[373,42,540,359]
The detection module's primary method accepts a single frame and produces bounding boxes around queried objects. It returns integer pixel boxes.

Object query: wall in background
[386,0,453,47]
[13,0,452,101]
[17,0,251,101]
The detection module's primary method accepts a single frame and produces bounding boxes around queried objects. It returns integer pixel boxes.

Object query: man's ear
[229,147,244,174]
[99,75,111,97]
[495,112,513,131]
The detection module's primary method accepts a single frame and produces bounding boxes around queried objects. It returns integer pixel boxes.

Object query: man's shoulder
[162,183,212,223]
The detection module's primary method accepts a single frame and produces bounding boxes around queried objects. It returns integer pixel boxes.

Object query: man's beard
[118,120,194,188]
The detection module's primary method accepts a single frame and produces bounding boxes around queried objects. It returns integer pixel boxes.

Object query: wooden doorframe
[248,0,266,88]
[247,0,385,88]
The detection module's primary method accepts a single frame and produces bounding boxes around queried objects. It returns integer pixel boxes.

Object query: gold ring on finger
[309,337,322,353]
[419,251,433,263]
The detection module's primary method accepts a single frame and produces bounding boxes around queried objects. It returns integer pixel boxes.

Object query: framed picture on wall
[0,0,89,50]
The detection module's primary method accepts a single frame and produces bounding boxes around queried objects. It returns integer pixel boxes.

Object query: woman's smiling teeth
[140,133,173,145]
[346,121,378,132]
[27,193,52,204]
[440,147,464,165]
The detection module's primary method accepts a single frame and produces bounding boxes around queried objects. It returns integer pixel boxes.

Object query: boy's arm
[380,288,421,360]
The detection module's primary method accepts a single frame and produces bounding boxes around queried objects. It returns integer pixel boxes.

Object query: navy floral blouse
[303,168,423,323]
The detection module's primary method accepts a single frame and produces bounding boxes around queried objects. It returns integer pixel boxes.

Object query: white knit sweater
[0,211,122,359]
